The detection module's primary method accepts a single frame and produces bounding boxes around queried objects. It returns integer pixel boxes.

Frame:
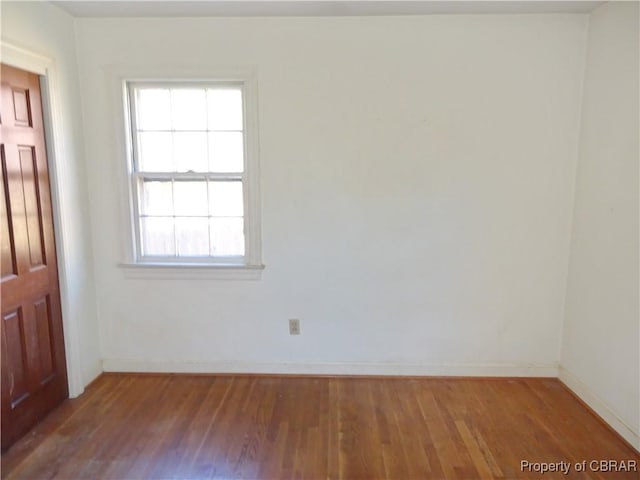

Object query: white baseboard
[102,358,558,378]
[559,366,640,452]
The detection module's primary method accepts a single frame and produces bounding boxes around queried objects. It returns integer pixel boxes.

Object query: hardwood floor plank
[338,379,383,479]
[455,419,496,479]
[397,381,439,478]
[57,375,169,480]
[2,375,638,480]
[124,376,213,480]
[4,374,137,480]
[326,376,340,480]
[0,372,115,476]
[98,375,175,480]
[193,377,253,479]
[168,376,235,479]
[417,388,464,479]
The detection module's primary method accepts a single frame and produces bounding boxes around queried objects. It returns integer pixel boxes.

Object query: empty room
[0,0,638,478]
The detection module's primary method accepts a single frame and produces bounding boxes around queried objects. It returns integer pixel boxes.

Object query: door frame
[1,40,85,398]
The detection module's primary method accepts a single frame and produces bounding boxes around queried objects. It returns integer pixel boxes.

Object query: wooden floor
[1,374,638,479]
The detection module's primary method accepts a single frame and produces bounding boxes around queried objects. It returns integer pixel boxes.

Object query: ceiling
[52,1,606,18]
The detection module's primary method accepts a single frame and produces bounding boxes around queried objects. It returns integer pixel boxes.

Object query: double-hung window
[125,80,261,270]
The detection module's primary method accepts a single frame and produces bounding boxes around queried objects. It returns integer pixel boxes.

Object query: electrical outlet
[289,318,300,335]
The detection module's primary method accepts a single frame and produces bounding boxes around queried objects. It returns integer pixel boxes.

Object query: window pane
[131,83,255,261]
[207,89,243,131]
[176,217,209,256]
[210,217,244,256]
[173,180,208,216]
[138,132,173,172]
[173,132,208,172]
[141,217,175,256]
[136,89,171,131]
[141,180,173,216]
[208,181,243,217]
[209,132,244,172]
[171,89,207,131]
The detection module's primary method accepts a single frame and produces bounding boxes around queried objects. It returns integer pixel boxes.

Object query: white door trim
[1,40,85,398]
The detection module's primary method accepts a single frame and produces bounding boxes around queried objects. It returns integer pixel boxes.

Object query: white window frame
[116,69,263,280]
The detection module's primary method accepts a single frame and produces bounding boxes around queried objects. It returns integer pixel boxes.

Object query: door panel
[34,296,55,383]
[10,88,31,127]
[1,159,17,279]
[18,145,46,268]
[2,308,29,407]
[0,64,68,451]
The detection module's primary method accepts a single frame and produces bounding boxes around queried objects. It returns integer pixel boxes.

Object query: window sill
[118,262,265,280]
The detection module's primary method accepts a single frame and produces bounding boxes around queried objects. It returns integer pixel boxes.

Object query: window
[124,80,261,270]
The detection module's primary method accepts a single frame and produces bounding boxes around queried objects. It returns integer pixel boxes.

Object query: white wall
[561,2,640,450]
[75,14,588,376]
[1,2,101,391]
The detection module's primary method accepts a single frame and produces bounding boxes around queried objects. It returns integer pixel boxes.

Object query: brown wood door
[0,64,68,451]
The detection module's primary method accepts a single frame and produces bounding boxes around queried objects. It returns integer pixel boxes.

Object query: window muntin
[127,82,250,263]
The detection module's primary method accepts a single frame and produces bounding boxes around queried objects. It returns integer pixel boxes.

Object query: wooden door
[0,64,68,451]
